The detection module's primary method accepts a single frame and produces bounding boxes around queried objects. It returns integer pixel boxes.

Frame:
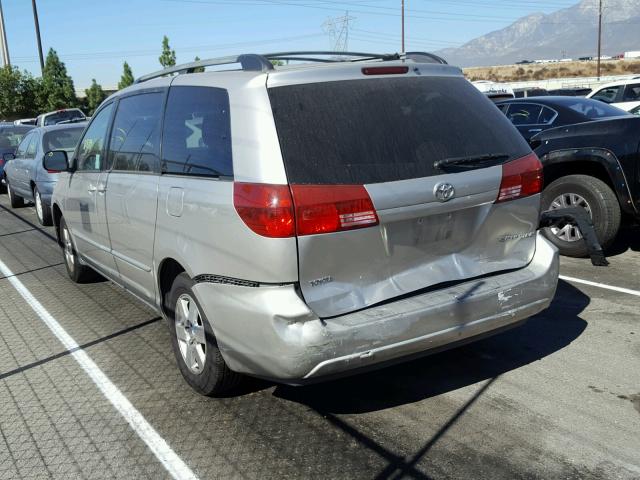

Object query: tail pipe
[539,208,609,266]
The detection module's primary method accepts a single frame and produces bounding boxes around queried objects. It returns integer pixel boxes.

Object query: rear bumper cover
[192,232,559,382]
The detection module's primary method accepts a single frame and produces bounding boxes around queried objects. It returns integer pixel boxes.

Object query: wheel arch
[540,148,636,215]
[157,258,188,316]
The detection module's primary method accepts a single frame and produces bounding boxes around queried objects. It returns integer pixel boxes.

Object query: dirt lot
[465,59,640,82]
[0,195,639,480]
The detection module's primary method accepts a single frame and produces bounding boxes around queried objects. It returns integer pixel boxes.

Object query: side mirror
[3,152,15,162]
[43,150,70,173]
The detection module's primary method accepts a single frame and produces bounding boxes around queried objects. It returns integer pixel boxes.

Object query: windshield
[44,128,84,153]
[44,110,86,126]
[0,127,31,150]
[567,99,629,119]
[268,76,530,185]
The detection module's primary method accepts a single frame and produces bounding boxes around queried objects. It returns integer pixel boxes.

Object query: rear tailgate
[268,69,539,318]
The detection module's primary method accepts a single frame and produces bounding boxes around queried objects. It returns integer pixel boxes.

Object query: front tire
[167,273,241,396]
[7,181,24,208]
[34,187,53,226]
[60,216,99,283]
[541,174,621,257]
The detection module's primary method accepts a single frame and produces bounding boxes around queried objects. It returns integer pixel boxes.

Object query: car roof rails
[134,51,448,84]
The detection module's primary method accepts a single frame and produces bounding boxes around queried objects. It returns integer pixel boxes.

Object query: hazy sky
[3,0,579,89]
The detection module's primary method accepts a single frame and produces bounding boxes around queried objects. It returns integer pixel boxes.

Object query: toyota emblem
[434,183,455,202]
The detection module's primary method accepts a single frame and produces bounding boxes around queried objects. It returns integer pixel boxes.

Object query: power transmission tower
[0,0,10,67]
[597,0,603,80]
[322,11,355,52]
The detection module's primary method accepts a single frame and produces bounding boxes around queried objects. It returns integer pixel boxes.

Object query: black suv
[531,115,640,256]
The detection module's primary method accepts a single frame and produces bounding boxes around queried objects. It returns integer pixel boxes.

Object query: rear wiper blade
[434,153,510,169]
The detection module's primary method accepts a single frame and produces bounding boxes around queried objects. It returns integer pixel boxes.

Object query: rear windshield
[0,127,31,150]
[44,128,83,153]
[268,76,530,184]
[44,110,86,126]
[566,99,629,119]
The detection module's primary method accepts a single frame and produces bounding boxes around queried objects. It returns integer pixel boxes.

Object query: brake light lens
[497,152,543,202]
[362,66,409,75]
[233,183,295,238]
[291,185,379,235]
[233,183,379,237]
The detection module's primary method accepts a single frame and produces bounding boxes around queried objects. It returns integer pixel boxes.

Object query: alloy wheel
[175,294,207,375]
[35,190,43,223]
[62,224,75,272]
[549,192,593,242]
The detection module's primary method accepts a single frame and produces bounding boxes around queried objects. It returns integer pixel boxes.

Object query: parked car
[496,96,630,141]
[0,124,34,193]
[514,87,549,98]
[472,80,515,102]
[547,87,592,97]
[13,118,37,125]
[46,52,559,396]
[630,104,640,116]
[587,79,640,112]
[529,115,640,256]
[3,123,85,225]
[35,108,87,127]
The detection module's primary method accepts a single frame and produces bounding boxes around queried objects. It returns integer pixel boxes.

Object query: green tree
[270,59,285,67]
[192,56,205,73]
[118,61,134,89]
[0,66,41,119]
[159,35,176,67]
[39,48,77,111]
[84,79,107,115]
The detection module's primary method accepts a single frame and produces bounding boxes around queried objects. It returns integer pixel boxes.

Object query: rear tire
[34,187,53,226]
[166,273,241,396]
[7,181,24,208]
[60,216,99,283]
[541,174,621,257]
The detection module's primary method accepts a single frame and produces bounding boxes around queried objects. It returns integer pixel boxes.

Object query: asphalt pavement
[0,194,638,480]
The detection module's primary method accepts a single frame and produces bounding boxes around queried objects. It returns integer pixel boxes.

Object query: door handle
[88,186,97,193]
[528,128,543,133]
[97,186,107,194]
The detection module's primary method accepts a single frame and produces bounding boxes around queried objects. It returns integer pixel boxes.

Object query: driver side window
[76,103,114,172]
[15,132,34,159]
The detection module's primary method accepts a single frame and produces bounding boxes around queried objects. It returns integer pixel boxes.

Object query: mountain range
[434,0,640,67]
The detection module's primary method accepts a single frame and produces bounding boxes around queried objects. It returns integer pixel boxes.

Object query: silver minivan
[46,52,559,395]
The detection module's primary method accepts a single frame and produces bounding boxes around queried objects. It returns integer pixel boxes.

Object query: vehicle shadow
[273,280,590,414]
[606,225,640,257]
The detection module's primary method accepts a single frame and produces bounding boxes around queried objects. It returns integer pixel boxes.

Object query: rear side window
[567,99,627,119]
[108,92,163,173]
[268,77,530,185]
[161,86,232,177]
[623,84,640,101]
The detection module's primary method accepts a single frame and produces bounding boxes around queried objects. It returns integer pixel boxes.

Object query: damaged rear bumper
[192,232,559,383]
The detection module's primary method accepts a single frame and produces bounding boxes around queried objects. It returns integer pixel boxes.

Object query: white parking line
[0,258,199,480]
[559,275,640,298]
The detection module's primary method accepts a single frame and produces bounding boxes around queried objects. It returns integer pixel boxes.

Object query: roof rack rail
[134,54,274,84]
[134,50,448,84]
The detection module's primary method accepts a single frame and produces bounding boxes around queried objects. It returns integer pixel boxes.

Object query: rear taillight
[496,152,543,202]
[290,185,379,236]
[233,183,379,237]
[233,183,295,238]
[0,158,3,167]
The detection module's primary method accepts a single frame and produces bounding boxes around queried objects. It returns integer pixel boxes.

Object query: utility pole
[32,0,44,73]
[0,0,10,67]
[597,0,603,80]
[401,0,405,52]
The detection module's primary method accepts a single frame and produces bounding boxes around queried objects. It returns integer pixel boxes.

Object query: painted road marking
[560,275,640,298]
[0,258,199,480]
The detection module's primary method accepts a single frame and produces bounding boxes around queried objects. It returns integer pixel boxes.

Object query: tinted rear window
[44,110,86,126]
[268,77,530,184]
[567,99,628,119]
[0,127,31,150]
[44,128,83,153]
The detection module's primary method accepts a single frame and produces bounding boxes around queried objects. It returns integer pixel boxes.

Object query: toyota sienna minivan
[45,52,559,395]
